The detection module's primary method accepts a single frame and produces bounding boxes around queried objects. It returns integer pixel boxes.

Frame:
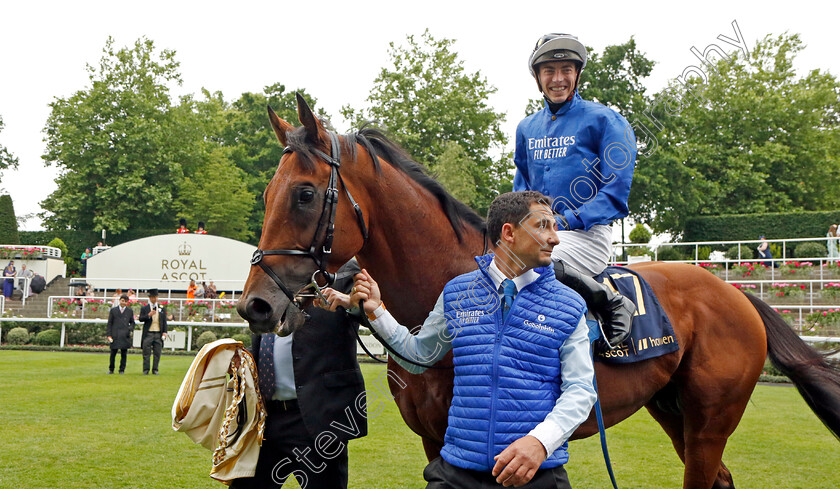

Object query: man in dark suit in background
[106,294,135,374]
[139,288,170,375]
[231,260,367,489]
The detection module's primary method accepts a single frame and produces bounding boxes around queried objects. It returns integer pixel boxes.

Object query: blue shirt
[514,92,636,231]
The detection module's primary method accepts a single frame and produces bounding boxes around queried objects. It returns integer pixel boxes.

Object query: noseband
[250,131,369,306]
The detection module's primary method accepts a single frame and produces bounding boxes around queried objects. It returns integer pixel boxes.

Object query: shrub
[627,246,651,257]
[47,237,71,264]
[6,327,30,345]
[195,331,218,350]
[794,242,827,258]
[231,334,252,348]
[629,224,651,244]
[697,245,711,261]
[66,322,107,345]
[726,245,746,260]
[0,194,19,245]
[655,245,684,261]
[33,329,61,346]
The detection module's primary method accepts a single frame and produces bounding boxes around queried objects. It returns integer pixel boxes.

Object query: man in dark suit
[139,288,170,375]
[106,294,135,374]
[231,260,367,489]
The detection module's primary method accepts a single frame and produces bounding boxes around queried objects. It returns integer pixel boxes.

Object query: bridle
[250,131,369,309]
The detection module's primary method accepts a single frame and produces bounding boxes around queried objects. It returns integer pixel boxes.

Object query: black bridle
[250,132,369,308]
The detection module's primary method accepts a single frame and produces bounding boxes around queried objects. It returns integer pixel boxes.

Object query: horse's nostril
[247,298,273,321]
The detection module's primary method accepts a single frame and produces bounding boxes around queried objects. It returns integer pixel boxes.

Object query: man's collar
[487,259,540,292]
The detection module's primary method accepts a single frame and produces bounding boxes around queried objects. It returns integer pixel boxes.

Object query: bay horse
[237,95,840,489]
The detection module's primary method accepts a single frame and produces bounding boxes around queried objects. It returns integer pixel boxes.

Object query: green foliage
[176,147,254,241]
[629,224,651,244]
[66,322,107,345]
[697,245,712,261]
[0,194,19,244]
[341,29,510,214]
[684,210,840,242]
[632,34,840,235]
[0,115,19,180]
[795,241,827,258]
[726,245,744,260]
[231,333,252,348]
[41,37,187,233]
[46,237,71,264]
[6,327,30,345]
[655,245,685,261]
[627,246,652,256]
[33,329,61,346]
[195,330,217,350]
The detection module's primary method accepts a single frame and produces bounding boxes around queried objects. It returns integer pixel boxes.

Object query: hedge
[0,194,19,245]
[33,329,61,346]
[684,211,840,243]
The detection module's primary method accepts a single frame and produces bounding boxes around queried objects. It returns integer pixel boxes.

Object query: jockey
[514,33,636,349]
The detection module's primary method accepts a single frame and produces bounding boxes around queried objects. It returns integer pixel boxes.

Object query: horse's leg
[421,437,444,462]
[645,400,735,489]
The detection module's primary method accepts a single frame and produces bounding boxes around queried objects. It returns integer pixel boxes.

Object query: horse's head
[237,94,371,336]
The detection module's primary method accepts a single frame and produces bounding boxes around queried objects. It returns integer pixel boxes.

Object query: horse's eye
[299,189,315,203]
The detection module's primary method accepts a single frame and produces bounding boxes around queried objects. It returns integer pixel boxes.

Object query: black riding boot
[553,260,635,349]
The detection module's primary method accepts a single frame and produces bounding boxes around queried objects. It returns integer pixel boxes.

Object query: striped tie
[257,333,276,402]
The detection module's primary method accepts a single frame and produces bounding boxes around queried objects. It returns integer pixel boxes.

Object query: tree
[41,37,186,233]
[0,115,19,186]
[631,33,840,235]
[176,147,254,241]
[342,30,510,214]
[0,194,19,244]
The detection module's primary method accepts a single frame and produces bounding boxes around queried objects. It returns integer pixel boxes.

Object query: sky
[1,0,838,232]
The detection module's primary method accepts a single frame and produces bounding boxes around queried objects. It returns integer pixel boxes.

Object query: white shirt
[368,258,597,457]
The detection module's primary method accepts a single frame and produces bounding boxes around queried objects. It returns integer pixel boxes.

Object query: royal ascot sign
[86,234,256,291]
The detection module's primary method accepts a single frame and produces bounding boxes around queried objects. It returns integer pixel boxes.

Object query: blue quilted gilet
[439,254,586,471]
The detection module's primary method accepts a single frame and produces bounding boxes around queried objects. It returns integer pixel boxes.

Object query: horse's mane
[350,126,486,243]
[283,125,486,243]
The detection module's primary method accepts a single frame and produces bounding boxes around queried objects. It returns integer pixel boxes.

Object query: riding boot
[553,260,635,349]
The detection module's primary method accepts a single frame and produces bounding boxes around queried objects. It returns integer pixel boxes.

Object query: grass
[0,351,837,488]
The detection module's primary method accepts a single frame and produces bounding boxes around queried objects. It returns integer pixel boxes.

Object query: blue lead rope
[587,318,620,489]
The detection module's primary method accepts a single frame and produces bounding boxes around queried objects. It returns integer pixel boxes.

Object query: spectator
[195,281,205,300]
[106,294,135,374]
[111,288,123,307]
[828,225,839,260]
[80,248,93,277]
[17,264,33,299]
[3,261,15,299]
[757,235,779,268]
[176,218,190,234]
[186,280,196,304]
[205,280,218,300]
[127,288,137,301]
[139,288,170,375]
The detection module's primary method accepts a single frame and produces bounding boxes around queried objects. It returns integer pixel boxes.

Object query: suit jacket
[139,303,169,337]
[250,260,367,442]
[107,306,135,350]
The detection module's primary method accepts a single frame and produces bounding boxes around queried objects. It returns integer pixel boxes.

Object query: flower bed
[0,246,44,260]
[731,283,757,294]
[697,262,724,276]
[769,282,806,301]
[820,283,840,302]
[773,308,796,327]
[730,262,767,279]
[780,261,814,277]
[804,308,840,335]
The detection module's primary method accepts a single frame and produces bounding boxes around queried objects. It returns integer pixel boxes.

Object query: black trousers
[142,332,163,373]
[423,457,572,489]
[231,400,349,489]
[109,348,127,373]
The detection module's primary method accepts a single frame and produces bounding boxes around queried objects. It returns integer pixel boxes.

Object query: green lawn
[0,351,837,488]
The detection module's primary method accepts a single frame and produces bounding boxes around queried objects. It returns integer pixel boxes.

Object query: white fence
[0,244,63,259]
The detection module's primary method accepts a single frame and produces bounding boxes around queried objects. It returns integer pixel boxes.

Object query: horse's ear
[295,93,325,144]
[267,105,294,147]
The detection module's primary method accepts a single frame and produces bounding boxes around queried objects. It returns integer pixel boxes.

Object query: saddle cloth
[590,266,679,364]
